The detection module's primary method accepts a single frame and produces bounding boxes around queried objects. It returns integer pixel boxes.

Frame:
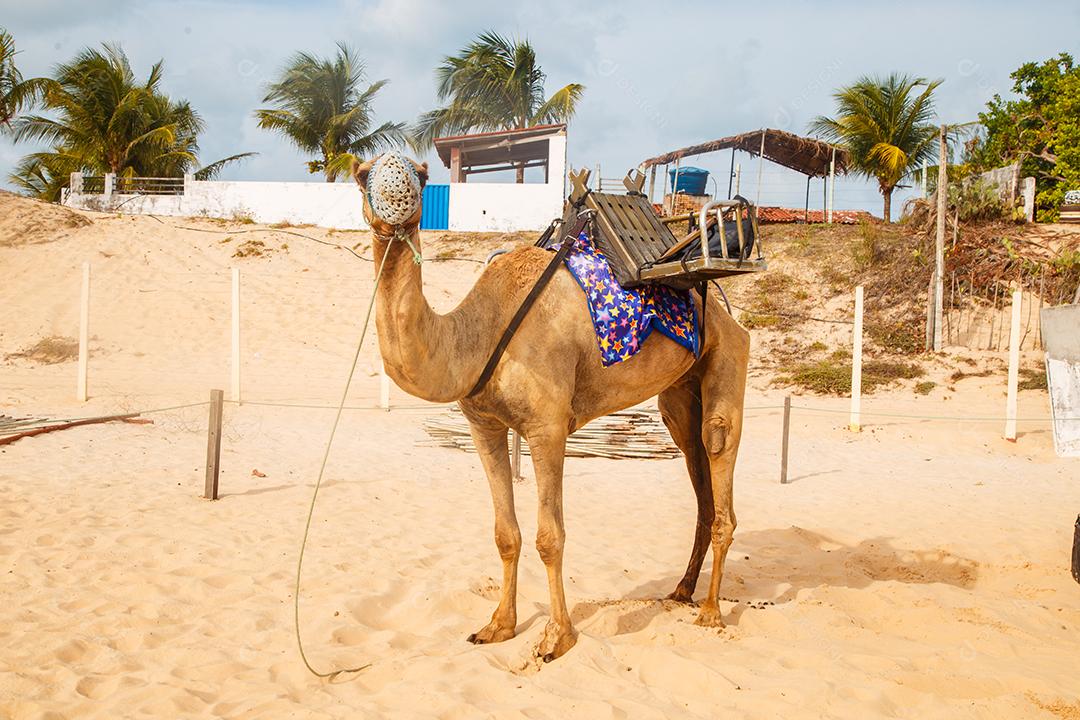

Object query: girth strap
[467,215,590,397]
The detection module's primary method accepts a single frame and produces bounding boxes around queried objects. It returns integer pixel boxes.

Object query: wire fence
[2,207,1070,471]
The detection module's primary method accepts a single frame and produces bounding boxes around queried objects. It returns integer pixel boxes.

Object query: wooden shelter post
[827,150,836,223]
[804,175,811,223]
[449,147,464,183]
[754,130,765,220]
[822,174,827,220]
[727,148,736,199]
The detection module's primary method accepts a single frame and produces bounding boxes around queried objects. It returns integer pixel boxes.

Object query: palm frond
[416,31,584,153]
[194,152,256,180]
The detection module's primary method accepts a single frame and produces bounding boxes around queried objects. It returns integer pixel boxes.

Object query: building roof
[640,128,850,178]
[757,207,876,224]
[434,124,566,170]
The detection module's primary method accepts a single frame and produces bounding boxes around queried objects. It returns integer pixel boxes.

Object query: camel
[352,152,749,662]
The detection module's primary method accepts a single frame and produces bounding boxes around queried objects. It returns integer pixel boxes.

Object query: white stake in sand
[77,261,90,402]
[850,285,863,432]
[380,363,391,410]
[231,268,241,403]
[1005,288,1022,441]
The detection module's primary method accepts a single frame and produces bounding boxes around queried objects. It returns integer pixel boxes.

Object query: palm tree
[414,31,584,182]
[10,44,251,201]
[1,28,49,128]
[810,74,942,222]
[255,44,407,182]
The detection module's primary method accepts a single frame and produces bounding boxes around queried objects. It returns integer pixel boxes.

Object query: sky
[2,0,1078,217]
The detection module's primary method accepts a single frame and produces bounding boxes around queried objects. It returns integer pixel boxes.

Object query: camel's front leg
[528,427,577,662]
[466,420,521,645]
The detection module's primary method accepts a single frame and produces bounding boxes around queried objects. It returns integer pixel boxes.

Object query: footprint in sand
[55,639,95,664]
[75,674,120,700]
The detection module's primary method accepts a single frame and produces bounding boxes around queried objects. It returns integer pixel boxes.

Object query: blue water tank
[668,166,709,196]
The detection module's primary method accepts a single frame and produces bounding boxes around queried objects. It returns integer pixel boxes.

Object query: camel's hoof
[695,604,725,628]
[666,588,694,604]
[467,622,516,645]
[535,620,577,663]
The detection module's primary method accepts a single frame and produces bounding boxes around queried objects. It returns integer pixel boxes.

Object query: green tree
[967,53,1080,222]
[414,31,584,182]
[10,44,251,201]
[810,74,942,222]
[1,27,49,127]
[255,43,406,181]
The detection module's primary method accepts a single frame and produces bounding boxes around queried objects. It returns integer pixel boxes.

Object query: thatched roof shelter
[640,128,849,178]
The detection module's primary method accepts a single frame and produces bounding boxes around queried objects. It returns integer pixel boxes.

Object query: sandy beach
[2,200,1078,719]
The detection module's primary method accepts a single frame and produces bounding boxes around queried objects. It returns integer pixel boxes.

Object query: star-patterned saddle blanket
[563,230,699,367]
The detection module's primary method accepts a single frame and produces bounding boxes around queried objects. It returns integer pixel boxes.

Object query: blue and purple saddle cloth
[561,230,698,366]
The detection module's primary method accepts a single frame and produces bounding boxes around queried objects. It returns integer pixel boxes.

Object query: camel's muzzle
[367,151,422,225]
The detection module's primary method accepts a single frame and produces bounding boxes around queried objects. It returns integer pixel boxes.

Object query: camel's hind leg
[694,339,748,626]
[465,419,521,645]
[658,380,714,603]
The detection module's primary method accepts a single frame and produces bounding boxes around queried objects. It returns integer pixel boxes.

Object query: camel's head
[351,151,428,236]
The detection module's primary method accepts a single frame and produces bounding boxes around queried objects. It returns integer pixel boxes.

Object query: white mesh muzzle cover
[367,151,421,225]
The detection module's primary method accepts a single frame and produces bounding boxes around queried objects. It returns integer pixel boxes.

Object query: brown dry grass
[6,336,80,364]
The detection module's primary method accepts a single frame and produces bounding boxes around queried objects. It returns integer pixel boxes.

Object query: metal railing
[113,176,185,196]
[81,176,107,194]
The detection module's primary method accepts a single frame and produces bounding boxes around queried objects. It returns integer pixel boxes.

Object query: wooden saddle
[562,168,767,291]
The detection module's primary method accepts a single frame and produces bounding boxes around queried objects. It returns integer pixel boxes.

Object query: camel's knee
[702,416,735,457]
[494,523,521,561]
[711,514,736,548]
[535,525,564,566]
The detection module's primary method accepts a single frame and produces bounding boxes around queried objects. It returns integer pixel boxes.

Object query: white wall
[63,133,569,233]
[447,133,567,232]
[64,179,370,229]
[448,182,563,232]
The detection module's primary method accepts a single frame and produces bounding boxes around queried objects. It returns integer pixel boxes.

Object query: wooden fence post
[511,431,523,481]
[850,285,863,432]
[1005,289,1022,441]
[231,268,241,403]
[77,262,90,402]
[780,396,791,484]
[204,389,224,500]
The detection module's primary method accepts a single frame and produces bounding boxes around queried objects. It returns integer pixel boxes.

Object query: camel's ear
[351,159,371,189]
[415,161,429,189]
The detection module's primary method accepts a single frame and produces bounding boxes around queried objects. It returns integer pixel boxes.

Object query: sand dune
[1,203,1078,719]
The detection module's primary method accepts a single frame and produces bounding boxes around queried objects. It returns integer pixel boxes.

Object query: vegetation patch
[738,311,781,329]
[233,239,269,258]
[914,381,937,395]
[1018,367,1048,391]
[949,368,993,382]
[5,336,79,364]
[739,272,807,329]
[867,318,924,355]
[779,356,924,395]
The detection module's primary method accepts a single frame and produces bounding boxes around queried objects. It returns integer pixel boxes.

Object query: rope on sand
[293,230,414,680]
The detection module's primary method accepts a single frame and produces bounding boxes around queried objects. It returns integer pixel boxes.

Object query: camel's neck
[371,228,491,402]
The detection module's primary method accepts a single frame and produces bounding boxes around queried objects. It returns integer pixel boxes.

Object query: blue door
[421,184,449,230]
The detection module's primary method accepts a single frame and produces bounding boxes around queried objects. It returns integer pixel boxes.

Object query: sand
[1,203,1078,719]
